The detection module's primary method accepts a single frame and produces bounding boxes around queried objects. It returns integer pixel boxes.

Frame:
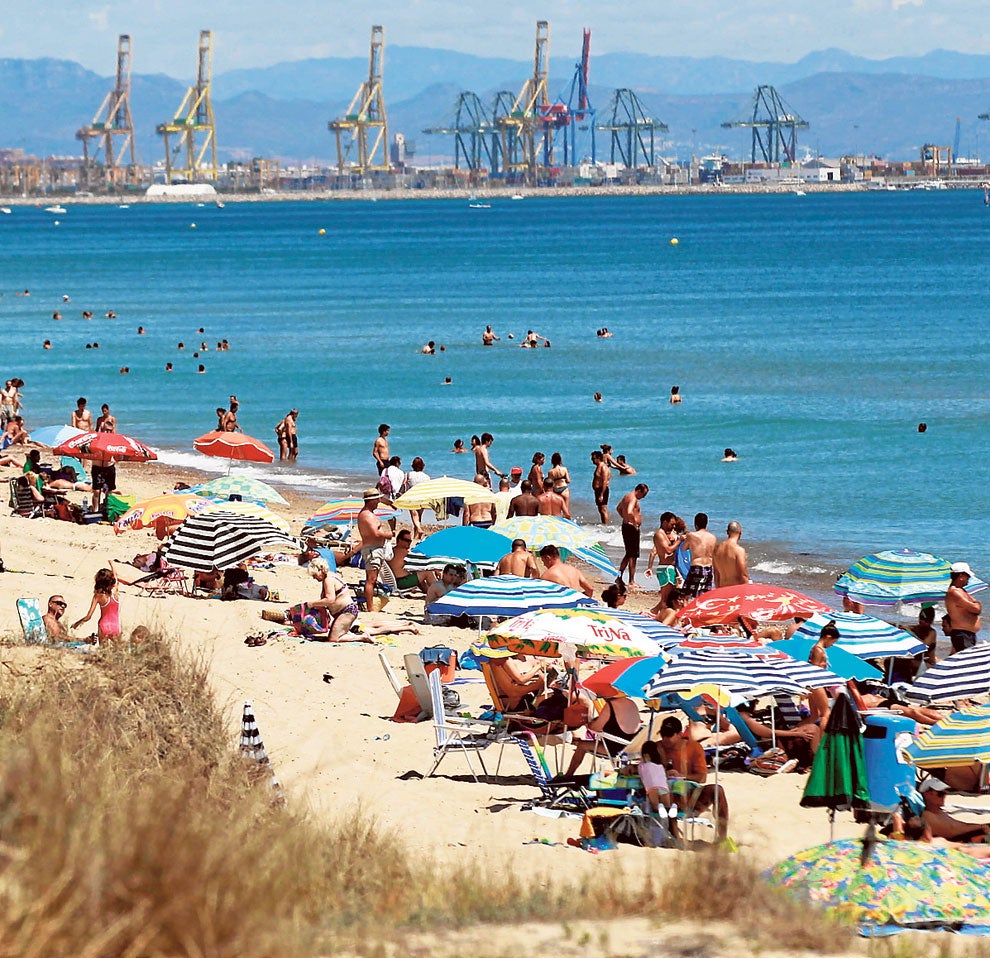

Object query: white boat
[794,190,806,197]
[44,205,67,214]
[468,202,491,209]
[118,204,130,209]
[511,194,524,200]
[0,208,10,215]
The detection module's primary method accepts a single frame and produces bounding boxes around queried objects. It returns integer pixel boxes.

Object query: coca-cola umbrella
[679,583,831,628]
[54,431,158,465]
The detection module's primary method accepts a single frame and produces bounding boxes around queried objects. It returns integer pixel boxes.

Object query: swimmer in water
[721,448,739,462]
[43,340,51,350]
[594,392,602,402]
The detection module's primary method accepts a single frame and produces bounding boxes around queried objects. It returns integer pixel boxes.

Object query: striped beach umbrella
[582,655,670,698]
[642,647,830,699]
[391,476,495,509]
[570,544,621,580]
[404,553,498,575]
[240,700,285,805]
[679,584,831,627]
[753,649,852,690]
[427,574,595,618]
[768,638,883,682]
[495,515,601,551]
[163,510,300,572]
[835,549,987,607]
[487,606,680,659]
[904,643,990,704]
[193,430,275,464]
[904,704,990,769]
[793,611,926,660]
[305,497,397,527]
[198,499,291,533]
[193,475,288,505]
[673,632,765,651]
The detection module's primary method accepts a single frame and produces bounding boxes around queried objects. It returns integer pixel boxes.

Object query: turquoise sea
[1,192,988,590]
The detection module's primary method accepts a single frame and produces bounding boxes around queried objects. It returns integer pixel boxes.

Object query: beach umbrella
[641,647,812,700]
[193,475,288,505]
[53,431,157,464]
[495,515,601,551]
[427,574,595,618]
[754,649,859,691]
[678,583,831,627]
[793,610,926,660]
[904,643,990,704]
[487,607,679,659]
[801,692,870,838]
[673,632,766,651]
[904,704,990,769]
[569,544,621,580]
[416,526,514,565]
[391,476,495,509]
[582,655,670,698]
[193,430,275,465]
[30,424,86,448]
[162,510,300,572]
[403,552,499,575]
[768,838,990,934]
[305,497,396,527]
[113,492,211,534]
[198,499,291,533]
[835,549,987,607]
[768,638,883,682]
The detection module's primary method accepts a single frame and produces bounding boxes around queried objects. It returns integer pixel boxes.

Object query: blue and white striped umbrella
[427,575,596,618]
[793,611,927,660]
[569,544,621,580]
[905,643,990,704]
[404,553,498,575]
[904,704,990,769]
[642,647,839,699]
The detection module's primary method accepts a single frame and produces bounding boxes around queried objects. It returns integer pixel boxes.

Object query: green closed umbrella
[801,691,870,840]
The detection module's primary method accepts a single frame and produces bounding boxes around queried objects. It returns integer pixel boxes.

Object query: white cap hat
[919,777,950,794]
[951,562,974,577]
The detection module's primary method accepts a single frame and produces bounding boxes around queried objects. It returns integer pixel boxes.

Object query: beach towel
[674,542,691,580]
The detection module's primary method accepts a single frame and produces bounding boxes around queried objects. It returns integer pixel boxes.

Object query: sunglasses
[52,601,67,608]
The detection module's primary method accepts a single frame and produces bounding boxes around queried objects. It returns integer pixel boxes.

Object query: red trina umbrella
[53,431,158,464]
[193,431,275,464]
[680,583,831,628]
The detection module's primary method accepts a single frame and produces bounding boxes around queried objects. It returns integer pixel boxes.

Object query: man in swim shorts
[357,488,393,610]
[591,450,611,523]
[616,483,649,586]
[945,562,981,652]
[682,512,718,597]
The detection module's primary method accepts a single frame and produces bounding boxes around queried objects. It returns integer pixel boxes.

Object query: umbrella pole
[829,807,835,842]
[771,705,777,749]
[714,699,721,842]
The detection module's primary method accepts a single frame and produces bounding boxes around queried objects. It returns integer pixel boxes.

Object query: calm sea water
[2,192,989,589]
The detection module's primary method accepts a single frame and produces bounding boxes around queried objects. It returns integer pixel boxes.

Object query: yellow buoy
[318,228,326,236]
[670,237,679,245]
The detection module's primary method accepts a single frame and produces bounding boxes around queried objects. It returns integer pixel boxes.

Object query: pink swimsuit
[99,594,121,638]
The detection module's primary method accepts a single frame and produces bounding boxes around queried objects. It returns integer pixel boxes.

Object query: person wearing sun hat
[945,561,981,652]
[356,487,393,612]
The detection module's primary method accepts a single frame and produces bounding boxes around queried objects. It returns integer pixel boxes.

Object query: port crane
[722,86,808,164]
[329,25,390,175]
[423,92,499,174]
[156,30,218,183]
[598,90,667,168]
[76,35,139,188]
[497,21,553,182]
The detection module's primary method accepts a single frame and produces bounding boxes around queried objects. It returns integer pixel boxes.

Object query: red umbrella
[53,431,158,464]
[680,584,831,627]
[193,431,275,464]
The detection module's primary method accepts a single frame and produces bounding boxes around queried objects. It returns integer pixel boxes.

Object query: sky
[1,0,986,76]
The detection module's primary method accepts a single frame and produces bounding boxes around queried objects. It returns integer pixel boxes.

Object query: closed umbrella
[793,611,926,660]
[678,583,830,627]
[835,549,987,607]
[163,510,300,572]
[904,704,990,769]
[800,691,871,839]
[193,475,288,505]
[193,430,275,465]
[54,431,157,464]
[768,838,990,934]
[905,643,990,704]
[391,476,495,509]
[427,575,595,618]
[487,607,679,659]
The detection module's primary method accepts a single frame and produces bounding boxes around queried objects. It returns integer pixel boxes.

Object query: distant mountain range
[4,47,990,166]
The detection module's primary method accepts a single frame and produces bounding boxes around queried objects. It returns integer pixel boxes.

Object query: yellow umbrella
[199,499,291,533]
[113,493,210,534]
[391,476,496,509]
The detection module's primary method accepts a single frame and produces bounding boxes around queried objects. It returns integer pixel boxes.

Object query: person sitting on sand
[602,580,627,609]
[1,416,28,449]
[294,557,366,642]
[694,700,821,770]
[222,564,270,601]
[43,595,74,642]
[497,539,539,578]
[649,587,690,627]
[919,777,990,842]
[72,568,121,644]
[424,564,467,625]
[388,530,430,593]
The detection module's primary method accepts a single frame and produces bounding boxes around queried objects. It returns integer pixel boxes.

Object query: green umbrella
[801,691,870,840]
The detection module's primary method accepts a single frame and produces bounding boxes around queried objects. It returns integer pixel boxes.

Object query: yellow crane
[156,30,218,183]
[76,35,138,188]
[329,26,390,175]
[498,21,552,183]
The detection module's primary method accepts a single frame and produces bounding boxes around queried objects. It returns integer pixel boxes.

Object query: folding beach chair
[514,732,593,812]
[379,649,403,698]
[17,597,48,644]
[404,653,434,720]
[425,669,495,783]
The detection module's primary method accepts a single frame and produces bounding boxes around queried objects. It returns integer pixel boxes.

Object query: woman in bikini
[302,557,370,642]
[547,452,572,518]
[527,451,546,492]
[73,567,121,644]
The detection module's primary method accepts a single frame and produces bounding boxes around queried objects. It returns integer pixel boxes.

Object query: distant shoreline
[0,180,980,205]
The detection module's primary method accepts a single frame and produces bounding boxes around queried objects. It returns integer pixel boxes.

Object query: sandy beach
[0,454,985,955]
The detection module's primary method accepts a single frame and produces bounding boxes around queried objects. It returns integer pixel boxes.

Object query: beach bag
[377,470,394,496]
[748,747,789,777]
[287,602,330,637]
[604,813,666,848]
